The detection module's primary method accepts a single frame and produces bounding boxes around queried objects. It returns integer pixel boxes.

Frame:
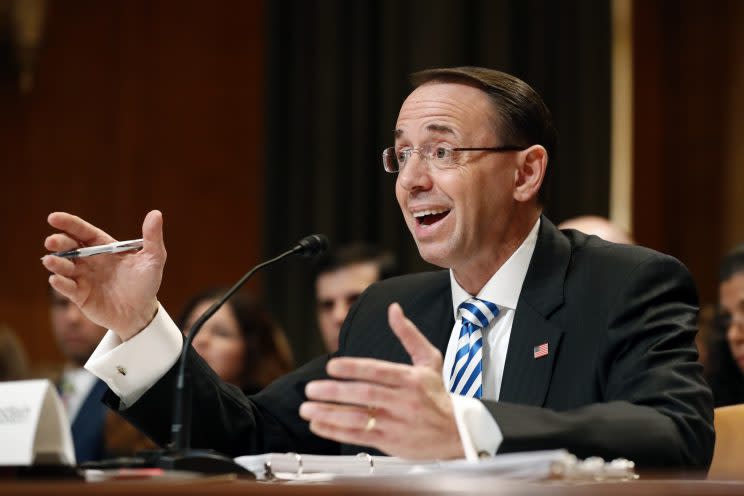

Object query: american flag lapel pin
[533,342,549,359]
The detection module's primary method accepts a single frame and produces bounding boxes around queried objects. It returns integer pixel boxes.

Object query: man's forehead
[394,82,496,139]
[394,123,455,139]
[316,262,380,289]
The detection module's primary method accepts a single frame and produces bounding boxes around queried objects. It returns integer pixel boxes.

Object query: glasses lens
[382,148,398,173]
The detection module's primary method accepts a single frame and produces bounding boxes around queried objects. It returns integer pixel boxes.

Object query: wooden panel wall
[0,0,264,367]
[722,2,744,254]
[632,0,738,305]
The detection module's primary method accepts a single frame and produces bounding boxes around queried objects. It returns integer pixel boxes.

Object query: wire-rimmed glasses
[382,143,527,173]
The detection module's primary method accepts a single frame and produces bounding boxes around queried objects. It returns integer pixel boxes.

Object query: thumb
[142,210,166,258]
[388,302,442,370]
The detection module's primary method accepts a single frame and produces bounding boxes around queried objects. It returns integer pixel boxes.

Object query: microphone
[294,234,328,257]
[157,234,329,474]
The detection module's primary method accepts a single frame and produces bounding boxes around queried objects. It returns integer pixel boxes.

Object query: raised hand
[41,210,166,341]
[300,303,464,459]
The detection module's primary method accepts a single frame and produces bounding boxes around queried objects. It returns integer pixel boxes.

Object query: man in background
[49,287,109,463]
[314,244,398,352]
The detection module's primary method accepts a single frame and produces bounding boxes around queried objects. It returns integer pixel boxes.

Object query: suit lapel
[499,216,569,406]
[407,273,454,357]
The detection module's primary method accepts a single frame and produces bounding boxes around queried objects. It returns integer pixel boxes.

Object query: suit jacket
[107,217,714,470]
[70,378,109,463]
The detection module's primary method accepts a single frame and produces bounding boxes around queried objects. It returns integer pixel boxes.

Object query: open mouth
[413,208,451,226]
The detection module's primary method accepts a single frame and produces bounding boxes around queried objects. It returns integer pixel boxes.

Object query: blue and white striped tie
[449,298,500,398]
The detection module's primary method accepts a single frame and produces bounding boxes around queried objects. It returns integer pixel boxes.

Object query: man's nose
[332,302,349,324]
[396,152,433,192]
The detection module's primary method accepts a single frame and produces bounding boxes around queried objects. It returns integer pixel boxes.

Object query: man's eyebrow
[394,123,455,139]
[426,123,455,135]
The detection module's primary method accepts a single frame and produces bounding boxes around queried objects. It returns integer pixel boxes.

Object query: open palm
[42,210,166,340]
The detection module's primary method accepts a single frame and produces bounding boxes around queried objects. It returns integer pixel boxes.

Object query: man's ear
[513,145,547,203]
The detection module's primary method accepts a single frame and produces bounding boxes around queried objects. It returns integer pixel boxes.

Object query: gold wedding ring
[364,407,377,432]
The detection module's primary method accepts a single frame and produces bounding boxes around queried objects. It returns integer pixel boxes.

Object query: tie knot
[458,298,500,329]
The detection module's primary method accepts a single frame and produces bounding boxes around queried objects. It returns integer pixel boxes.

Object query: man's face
[394,82,519,274]
[50,289,107,367]
[721,272,744,372]
[315,262,380,352]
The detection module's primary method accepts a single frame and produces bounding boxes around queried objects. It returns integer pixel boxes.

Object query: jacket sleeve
[484,254,715,471]
[104,347,339,457]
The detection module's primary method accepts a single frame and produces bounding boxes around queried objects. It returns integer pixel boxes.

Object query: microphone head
[295,234,329,257]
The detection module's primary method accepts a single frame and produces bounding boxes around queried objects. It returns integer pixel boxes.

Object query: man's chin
[415,243,451,269]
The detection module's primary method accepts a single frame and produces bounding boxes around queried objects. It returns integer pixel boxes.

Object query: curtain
[263,0,611,363]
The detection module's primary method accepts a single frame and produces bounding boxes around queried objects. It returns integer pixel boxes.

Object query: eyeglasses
[382,143,527,173]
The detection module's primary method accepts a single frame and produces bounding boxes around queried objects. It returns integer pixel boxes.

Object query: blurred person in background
[0,325,29,381]
[314,243,398,352]
[50,287,155,461]
[49,287,109,462]
[178,288,294,394]
[707,244,744,406]
[558,215,634,244]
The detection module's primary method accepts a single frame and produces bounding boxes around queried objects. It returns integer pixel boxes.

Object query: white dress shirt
[86,218,540,460]
[59,367,99,423]
[447,218,540,459]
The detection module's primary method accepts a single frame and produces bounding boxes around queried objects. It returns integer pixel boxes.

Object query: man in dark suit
[49,288,108,463]
[41,67,714,470]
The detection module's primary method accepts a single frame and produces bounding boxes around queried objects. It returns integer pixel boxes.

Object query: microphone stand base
[148,449,255,478]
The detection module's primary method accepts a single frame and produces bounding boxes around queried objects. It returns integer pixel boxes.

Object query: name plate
[0,379,75,466]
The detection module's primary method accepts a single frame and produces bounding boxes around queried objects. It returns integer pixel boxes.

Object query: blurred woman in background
[178,288,294,394]
[707,244,744,406]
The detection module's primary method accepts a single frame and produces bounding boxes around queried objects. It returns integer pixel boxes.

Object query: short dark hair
[720,243,744,282]
[411,67,557,204]
[315,243,398,281]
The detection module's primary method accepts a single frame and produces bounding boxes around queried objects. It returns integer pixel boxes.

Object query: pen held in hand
[50,239,144,259]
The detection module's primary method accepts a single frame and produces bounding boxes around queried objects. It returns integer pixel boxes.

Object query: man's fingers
[305,379,399,410]
[299,402,384,446]
[299,401,371,429]
[326,358,412,387]
[388,303,442,369]
[48,274,78,300]
[141,210,166,257]
[47,212,114,246]
[305,419,380,449]
[42,254,77,278]
[44,233,80,252]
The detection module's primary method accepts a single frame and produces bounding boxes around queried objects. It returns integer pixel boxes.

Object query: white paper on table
[234,449,636,482]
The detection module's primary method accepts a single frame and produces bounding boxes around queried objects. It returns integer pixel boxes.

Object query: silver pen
[51,239,144,259]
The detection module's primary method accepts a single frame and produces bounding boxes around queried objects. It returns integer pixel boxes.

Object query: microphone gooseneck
[169,234,328,462]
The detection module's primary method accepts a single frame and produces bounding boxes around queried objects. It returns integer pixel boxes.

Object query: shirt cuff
[450,394,504,461]
[85,304,183,408]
